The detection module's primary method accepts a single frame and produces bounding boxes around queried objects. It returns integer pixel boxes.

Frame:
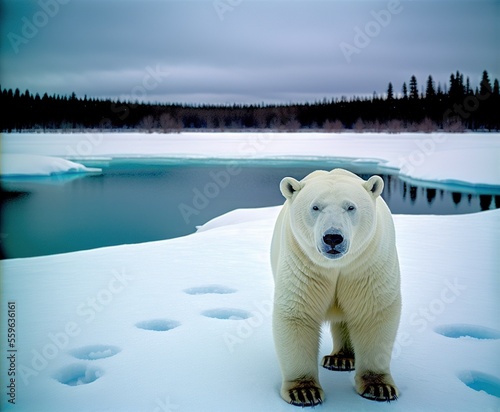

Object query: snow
[0,154,101,176]
[1,206,500,411]
[2,132,500,187]
[1,132,500,411]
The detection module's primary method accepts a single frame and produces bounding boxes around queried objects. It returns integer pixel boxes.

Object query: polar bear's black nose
[323,233,344,247]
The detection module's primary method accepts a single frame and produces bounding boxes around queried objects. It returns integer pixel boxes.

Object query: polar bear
[271,168,401,406]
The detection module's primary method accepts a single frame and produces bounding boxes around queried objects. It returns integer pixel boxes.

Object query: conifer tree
[409,75,418,99]
[493,78,499,96]
[449,73,456,97]
[437,82,443,97]
[402,82,408,100]
[456,71,464,95]
[387,82,394,100]
[425,75,436,99]
[480,70,492,95]
[449,72,465,100]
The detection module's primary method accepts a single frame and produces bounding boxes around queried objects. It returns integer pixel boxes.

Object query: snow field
[1,207,500,411]
[1,132,499,411]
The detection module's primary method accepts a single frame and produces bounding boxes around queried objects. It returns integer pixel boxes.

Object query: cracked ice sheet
[2,132,500,187]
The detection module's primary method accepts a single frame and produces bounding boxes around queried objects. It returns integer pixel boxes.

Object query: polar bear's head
[280,169,384,266]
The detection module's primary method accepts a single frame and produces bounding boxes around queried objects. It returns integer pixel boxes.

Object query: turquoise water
[1,159,499,259]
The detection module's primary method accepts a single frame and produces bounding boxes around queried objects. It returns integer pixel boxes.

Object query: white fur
[271,169,401,406]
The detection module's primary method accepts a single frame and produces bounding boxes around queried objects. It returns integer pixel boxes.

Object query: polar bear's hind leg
[322,349,355,371]
[322,321,355,371]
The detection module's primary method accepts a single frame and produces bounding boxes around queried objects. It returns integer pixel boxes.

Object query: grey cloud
[1,0,497,104]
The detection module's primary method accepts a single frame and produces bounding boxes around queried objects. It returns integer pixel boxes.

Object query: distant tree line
[1,70,498,133]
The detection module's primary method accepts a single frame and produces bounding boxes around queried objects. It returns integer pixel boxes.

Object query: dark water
[1,159,499,259]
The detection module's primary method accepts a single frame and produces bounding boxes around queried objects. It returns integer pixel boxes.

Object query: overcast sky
[1,0,498,104]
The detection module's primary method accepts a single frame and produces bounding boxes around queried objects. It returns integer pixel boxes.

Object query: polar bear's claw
[321,353,355,371]
[361,384,398,402]
[285,381,324,407]
[358,372,399,402]
[288,388,323,407]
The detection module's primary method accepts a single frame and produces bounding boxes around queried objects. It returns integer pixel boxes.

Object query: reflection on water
[366,174,499,215]
[1,163,499,259]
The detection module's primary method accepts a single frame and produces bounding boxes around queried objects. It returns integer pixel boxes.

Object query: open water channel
[1,159,499,259]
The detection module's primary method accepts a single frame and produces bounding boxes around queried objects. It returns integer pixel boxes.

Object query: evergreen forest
[1,70,498,133]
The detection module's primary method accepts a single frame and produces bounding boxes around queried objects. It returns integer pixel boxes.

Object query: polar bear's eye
[346,205,356,212]
[312,205,320,211]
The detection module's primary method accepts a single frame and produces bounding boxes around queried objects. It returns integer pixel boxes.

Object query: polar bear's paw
[321,351,355,371]
[282,379,324,407]
[356,372,398,402]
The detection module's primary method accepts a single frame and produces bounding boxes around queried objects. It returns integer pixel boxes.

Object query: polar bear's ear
[280,177,302,200]
[363,175,384,198]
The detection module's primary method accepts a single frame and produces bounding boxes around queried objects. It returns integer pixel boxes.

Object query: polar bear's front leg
[273,307,324,407]
[281,378,324,407]
[355,371,398,402]
[348,302,400,402]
